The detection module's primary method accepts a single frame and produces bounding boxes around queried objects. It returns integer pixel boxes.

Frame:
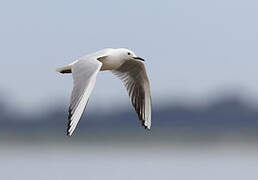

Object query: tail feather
[55,65,72,74]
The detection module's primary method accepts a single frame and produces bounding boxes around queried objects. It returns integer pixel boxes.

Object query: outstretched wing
[67,58,102,136]
[112,60,152,129]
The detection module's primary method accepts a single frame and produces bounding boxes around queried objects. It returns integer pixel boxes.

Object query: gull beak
[133,57,145,61]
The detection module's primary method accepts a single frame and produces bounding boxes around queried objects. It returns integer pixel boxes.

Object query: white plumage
[56,48,151,136]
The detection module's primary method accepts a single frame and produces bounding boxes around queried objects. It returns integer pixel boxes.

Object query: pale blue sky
[0,0,258,112]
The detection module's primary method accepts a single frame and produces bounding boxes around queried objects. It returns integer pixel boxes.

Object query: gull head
[114,48,145,62]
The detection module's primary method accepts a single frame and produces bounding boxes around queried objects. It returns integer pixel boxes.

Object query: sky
[0,0,258,112]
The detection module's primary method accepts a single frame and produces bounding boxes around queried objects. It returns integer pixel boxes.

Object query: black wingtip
[66,107,72,136]
[139,118,149,130]
[66,131,71,137]
[66,125,72,136]
[60,69,72,74]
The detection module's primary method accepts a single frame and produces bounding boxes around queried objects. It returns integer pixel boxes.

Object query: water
[2,141,258,180]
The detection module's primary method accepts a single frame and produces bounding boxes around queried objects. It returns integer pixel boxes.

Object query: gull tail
[55,65,72,74]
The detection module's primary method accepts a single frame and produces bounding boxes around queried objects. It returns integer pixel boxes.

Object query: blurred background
[1,0,258,179]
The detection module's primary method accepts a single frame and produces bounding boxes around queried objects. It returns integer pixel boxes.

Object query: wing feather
[67,58,102,136]
[112,60,152,129]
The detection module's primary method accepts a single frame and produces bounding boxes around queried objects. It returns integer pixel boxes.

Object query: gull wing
[112,60,152,129]
[67,57,102,136]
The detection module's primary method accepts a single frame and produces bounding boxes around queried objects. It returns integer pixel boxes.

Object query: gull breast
[100,56,125,71]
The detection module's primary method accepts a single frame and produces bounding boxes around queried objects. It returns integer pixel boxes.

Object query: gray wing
[67,58,102,136]
[112,60,152,129]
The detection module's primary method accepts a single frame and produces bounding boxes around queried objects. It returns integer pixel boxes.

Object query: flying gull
[56,48,151,136]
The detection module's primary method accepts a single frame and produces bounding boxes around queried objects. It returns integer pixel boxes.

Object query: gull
[56,48,151,136]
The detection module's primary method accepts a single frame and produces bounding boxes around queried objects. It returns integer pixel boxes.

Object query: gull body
[56,48,151,136]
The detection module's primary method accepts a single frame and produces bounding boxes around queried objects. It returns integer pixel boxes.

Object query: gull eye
[127,52,131,55]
